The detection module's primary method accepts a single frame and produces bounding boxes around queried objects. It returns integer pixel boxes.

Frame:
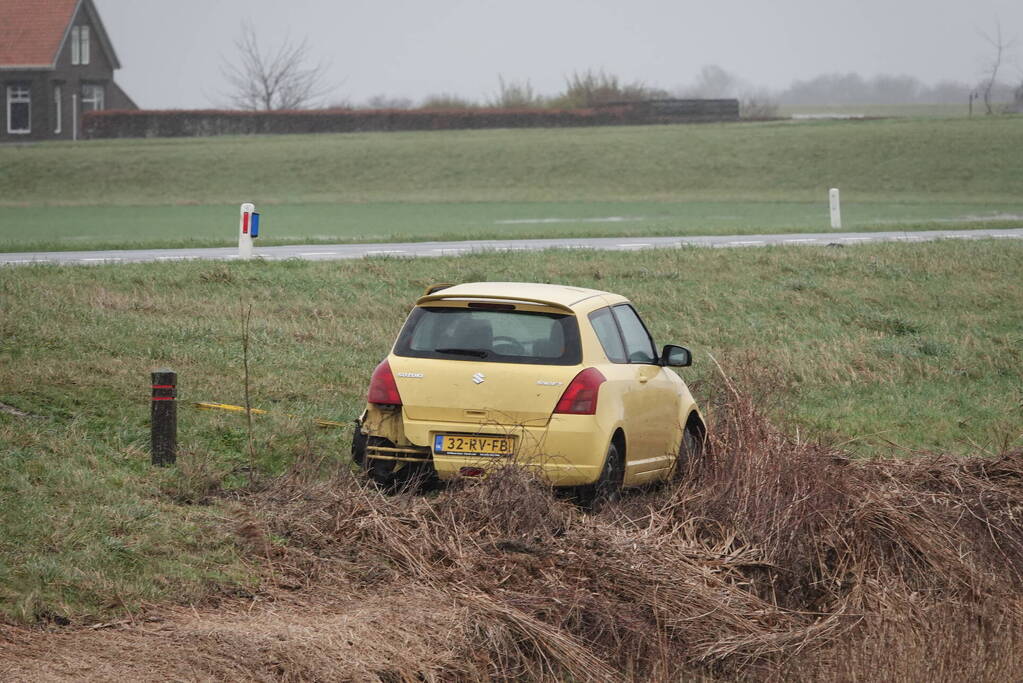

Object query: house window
[81,84,104,112]
[6,84,31,134]
[71,26,91,65]
[54,85,62,134]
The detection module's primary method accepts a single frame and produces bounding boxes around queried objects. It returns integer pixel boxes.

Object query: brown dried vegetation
[3,375,1023,681]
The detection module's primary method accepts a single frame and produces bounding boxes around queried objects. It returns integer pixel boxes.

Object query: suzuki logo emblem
[472,372,485,384]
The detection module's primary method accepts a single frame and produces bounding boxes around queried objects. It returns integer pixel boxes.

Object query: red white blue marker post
[239,202,256,259]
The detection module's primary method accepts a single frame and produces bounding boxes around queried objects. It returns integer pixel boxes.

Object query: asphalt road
[2,227,1021,266]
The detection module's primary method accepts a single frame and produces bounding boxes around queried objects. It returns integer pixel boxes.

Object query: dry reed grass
[236,369,1023,680]
[3,370,1021,681]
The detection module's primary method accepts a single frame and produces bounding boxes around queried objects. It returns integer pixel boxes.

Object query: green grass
[780,103,976,118]
[1,117,1021,251]
[0,423,248,623]
[1,240,1021,623]
[2,200,1019,253]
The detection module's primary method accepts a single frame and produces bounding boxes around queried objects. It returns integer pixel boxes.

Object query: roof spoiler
[424,283,455,295]
[416,292,574,313]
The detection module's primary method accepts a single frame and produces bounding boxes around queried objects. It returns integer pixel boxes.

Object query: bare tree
[679,64,740,98]
[420,93,479,109]
[550,69,665,109]
[490,76,543,108]
[678,65,778,119]
[362,94,414,110]
[222,22,331,110]
[978,21,1016,115]
[1013,52,1023,114]
[739,91,779,119]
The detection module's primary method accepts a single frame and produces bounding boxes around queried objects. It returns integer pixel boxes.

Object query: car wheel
[371,460,434,492]
[674,425,703,480]
[359,435,433,492]
[577,442,624,510]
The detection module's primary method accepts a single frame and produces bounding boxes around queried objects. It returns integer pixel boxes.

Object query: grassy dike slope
[1,239,1021,623]
[1,116,1022,250]
[4,118,1023,205]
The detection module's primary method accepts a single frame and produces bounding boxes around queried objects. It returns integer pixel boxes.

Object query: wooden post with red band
[151,369,177,466]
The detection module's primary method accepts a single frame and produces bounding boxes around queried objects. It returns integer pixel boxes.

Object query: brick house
[0,0,135,141]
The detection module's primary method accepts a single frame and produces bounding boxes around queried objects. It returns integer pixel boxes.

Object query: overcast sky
[95,0,1022,109]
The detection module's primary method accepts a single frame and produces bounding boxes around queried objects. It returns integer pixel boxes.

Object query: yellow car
[352,282,705,504]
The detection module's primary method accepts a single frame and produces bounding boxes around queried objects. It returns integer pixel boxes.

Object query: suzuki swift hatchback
[352,282,704,503]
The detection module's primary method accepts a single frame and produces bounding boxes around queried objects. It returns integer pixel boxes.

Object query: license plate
[433,434,514,457]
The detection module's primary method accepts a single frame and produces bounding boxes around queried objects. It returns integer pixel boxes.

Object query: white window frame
[81,83,104,112]
[81,26,90,65]
[6,84,31,134]
[54,84,62,134]
[70,26,90,65]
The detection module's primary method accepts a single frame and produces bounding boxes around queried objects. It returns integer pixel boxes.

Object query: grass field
[3,200,1020,252]
[1,239,1021,625]
[2,116,1022,251]
[780,102,977,118]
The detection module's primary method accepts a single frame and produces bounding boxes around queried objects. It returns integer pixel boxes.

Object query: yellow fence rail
[193,402,348,429]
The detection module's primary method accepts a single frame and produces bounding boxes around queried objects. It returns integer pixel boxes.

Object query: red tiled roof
[0,0,80,67]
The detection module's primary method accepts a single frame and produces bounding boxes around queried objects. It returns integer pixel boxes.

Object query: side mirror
[660,344,692,367]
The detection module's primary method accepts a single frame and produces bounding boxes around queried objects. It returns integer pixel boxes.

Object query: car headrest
[454,318,493,349]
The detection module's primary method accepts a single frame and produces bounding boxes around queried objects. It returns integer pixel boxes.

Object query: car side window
[588,307,627,363]
[612,304,657,364]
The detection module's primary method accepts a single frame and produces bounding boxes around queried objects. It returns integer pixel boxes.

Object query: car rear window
[394,306,582,365]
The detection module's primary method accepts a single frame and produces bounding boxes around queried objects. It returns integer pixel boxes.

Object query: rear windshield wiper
[434,347,488,358]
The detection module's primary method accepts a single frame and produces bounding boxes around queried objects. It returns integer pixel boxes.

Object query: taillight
[553,368,606,415]
[367,359,403,405]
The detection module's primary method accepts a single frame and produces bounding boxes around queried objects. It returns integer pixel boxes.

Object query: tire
[577,442,624,510]
[365,455,427,491]
[357,433,433,492]
[366,456,397,486]
[674,425,703,480]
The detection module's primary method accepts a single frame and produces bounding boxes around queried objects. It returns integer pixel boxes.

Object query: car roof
[417,282,626,312]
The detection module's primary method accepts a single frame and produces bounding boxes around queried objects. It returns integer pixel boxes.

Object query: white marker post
[829,188,842,229]
[239,202,255,259]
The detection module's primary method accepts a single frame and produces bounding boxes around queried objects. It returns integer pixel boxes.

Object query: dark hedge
[82,100,740,139]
